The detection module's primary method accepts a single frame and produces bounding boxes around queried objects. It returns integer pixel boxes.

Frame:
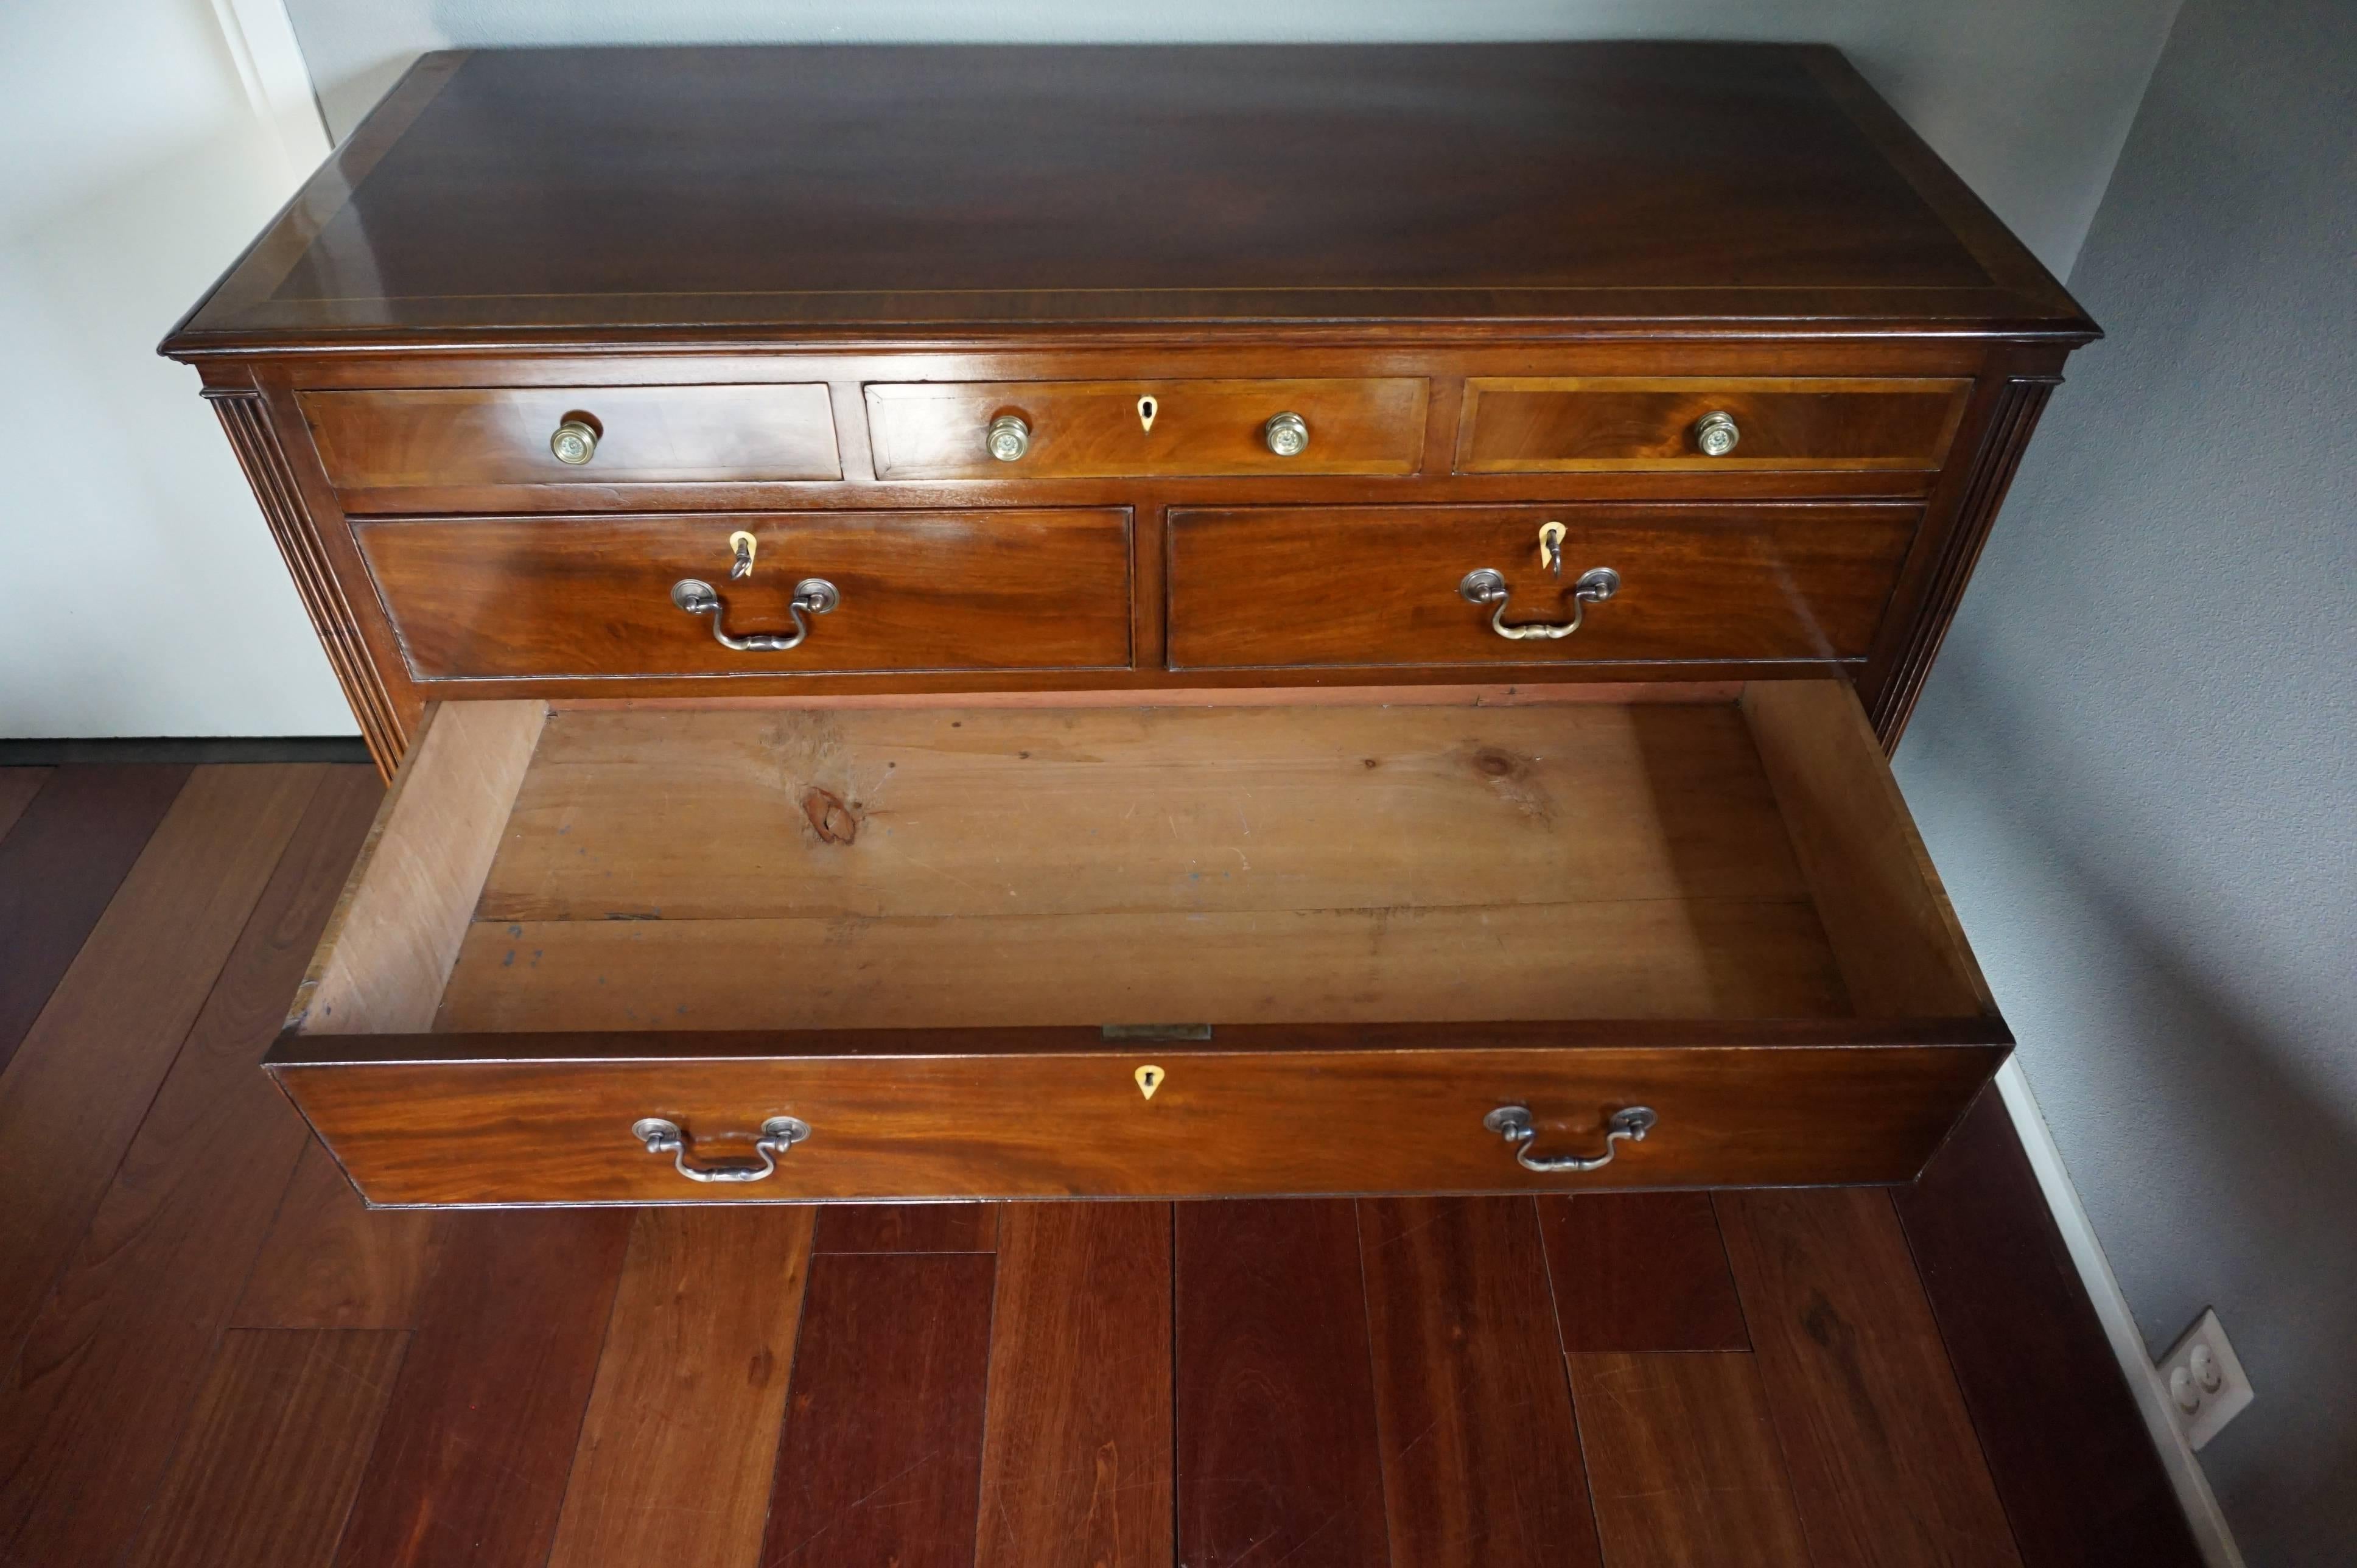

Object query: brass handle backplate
[631,1116,810,1183]
[1484,1104,1656,1174]
[672,576,839,652]
[1459,565,1620,640]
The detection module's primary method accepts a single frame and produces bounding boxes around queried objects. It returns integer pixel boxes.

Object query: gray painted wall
[282,0,2184,279]
[1896,0,2356,1559]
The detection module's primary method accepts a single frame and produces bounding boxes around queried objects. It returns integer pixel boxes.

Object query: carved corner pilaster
[208,389,407,776]
[1867,375,2059,751]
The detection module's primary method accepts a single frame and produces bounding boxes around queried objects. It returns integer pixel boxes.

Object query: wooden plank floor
[0,763,2202,1568]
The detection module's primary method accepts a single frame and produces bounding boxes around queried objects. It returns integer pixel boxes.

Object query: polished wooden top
[165,43,2093,355]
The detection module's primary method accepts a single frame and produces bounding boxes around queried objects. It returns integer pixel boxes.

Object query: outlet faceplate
[2157,1307,2253,1451]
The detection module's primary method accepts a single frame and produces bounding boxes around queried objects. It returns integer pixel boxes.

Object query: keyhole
[1538,521,1567,578]
[1136,395,1158,433]
[1135,1063,1164,1100]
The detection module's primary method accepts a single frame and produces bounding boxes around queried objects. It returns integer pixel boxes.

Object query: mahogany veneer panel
[356,509,1133,679]
[868,377,1426,477]
[1458,376,1970,472]
[304,383,841,493]
[277,1043,2005,1204]
[166,45,2090,341]
[1168,502,1920,670]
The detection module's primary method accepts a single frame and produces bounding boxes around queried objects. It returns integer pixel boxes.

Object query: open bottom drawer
[273,682,2008,1205]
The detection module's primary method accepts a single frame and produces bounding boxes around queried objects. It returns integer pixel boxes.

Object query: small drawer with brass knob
[865,378,1426,479]
[298,384,842,504]
[1455,376,1973,474]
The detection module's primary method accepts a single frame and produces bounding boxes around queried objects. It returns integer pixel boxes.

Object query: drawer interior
[285,681,1994,1045]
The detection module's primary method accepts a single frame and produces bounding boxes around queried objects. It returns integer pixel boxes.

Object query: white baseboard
[1992,1059,2245,1567]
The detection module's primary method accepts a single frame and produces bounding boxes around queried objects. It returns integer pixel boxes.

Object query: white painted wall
[1897,0,2356,1557]
[0,0,348,737]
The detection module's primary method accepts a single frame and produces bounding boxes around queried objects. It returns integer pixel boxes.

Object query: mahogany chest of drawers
[165,43,2094,1206]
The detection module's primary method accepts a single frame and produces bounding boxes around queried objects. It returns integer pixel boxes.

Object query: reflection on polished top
[163,43,2093,351]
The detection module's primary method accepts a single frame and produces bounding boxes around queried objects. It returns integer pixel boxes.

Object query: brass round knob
[987,413,1031,462]
[1264,411,1310,458]
[550,418,598,465]
[1693,410,1740,457]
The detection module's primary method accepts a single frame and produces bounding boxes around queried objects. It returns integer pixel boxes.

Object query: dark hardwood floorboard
[125,1329,407,1568]
[0,763,191,1077]
[1896,1090,2208,1567]
[1175,1199,1391,1568]
[0,764,321,1360]
[760,1251,996,1568]
[234,1139,447,1329]
[1567,1351,1813,1568]
[0,770,49,846]
[1360,1197,1602,1568]
[0,768,380,1567]
[1721,1186,2023,1566]
[1541,1192,1750,1353]
[977,1203,1172,1568]
[331,1209,632,1568]
[812,1202,998,1253]
[548,1206,815,1568]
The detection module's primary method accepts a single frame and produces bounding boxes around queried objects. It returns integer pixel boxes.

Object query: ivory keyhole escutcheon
[727,530,757,579]
[1136,394,1157,433]
[1135,1063,1164,1100]
[1538,520,1566,578]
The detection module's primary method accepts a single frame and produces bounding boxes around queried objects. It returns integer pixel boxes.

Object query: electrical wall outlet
[2157,1308,2254,1451]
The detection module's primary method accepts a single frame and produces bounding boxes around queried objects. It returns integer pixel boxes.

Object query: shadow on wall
[318,57,421,143]
[1910,634,2357,1555]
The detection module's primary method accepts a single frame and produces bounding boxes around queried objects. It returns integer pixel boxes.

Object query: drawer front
[279,1042,2002,1205]
[355,509,1132,678]
[1458,377,1970,472]
[866,378,1428,479]
[1168,503,1918,670]
[302,385,843,492]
